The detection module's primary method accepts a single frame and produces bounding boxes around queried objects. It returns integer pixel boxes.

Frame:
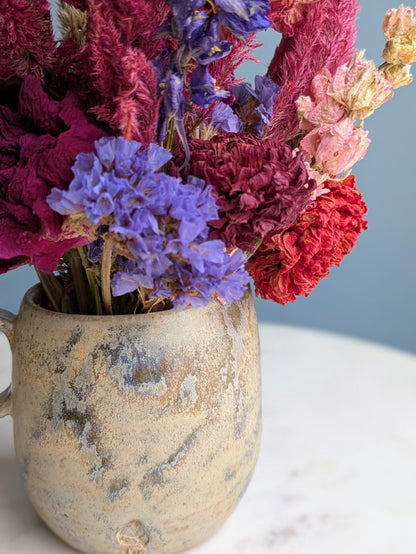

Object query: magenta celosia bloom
[186,134,315,253]
[301,118,370,175]
[0,76,106,274]
[0,0,55,80]
[266,0,359,141]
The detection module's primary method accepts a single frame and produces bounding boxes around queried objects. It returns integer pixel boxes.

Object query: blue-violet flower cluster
[47,137,249,309]
[153,0,271,150]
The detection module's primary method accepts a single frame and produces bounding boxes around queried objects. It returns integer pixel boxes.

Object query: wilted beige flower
[382,4,416,64]
[331,52,393,119]
[297,52,393,126]
[382,61,413,88]
[58,0,87,48]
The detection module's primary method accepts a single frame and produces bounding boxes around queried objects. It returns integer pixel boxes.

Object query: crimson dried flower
[0,76,106,274]
[247,175,368,304]
[186,134,315,253]
[0,0,55,80]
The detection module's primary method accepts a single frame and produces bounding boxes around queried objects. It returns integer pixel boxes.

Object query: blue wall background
[1,0,415,352]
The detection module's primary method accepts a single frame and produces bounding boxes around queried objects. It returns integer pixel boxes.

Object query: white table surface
[1,323,416,554]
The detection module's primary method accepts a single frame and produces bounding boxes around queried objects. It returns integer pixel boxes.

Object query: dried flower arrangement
[1,0,415,315]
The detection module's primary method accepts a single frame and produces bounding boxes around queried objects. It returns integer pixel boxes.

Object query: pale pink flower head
[383,5,416,64]
[300,118,370,175]
[296,71,348,130]
[331,52,394,119]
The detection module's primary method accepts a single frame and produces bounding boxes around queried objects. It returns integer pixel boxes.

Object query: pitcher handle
[0,309,16,418]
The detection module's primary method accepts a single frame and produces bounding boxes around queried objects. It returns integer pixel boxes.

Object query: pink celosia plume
[265,0,359,141]
[209,32,261,94]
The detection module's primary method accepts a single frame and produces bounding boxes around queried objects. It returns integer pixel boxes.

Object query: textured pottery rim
[21,283,250,322]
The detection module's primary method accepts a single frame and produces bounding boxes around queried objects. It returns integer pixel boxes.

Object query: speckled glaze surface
[0,285,261,554]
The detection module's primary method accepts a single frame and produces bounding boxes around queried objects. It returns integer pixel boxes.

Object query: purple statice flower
[86,226,108,263]
[209,103,242,133]
[48,136,249,309]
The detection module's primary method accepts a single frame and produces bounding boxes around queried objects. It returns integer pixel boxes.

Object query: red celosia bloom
[247,176,368,304]
[85,0,161,147]
[265,0,359,142]
[0,0,55,80]
[0,76,106,274]
[186,134,315,253]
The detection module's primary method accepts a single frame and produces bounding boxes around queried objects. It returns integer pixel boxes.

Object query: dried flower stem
[101,238,113,315]
[69,249,88,314]
[35,268,63,312]
[77,247,103,315]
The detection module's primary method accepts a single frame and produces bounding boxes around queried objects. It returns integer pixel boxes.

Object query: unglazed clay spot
[115,520,149,551]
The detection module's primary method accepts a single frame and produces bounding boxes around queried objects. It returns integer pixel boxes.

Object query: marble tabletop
[1,323,416,554]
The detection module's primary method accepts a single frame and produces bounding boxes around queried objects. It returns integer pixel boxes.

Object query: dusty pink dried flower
[383,61,413,88]
[300,118,370,175]
[296,71,347,130]
[331,53,394,119]
[383,4,416,39]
